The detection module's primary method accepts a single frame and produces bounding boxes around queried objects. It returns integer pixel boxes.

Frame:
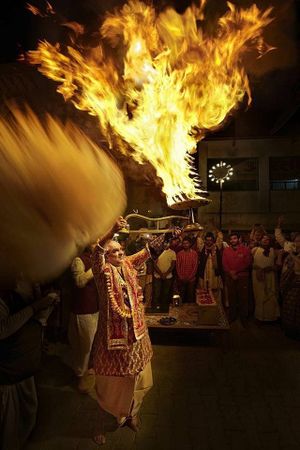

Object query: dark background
[0,0,299,138]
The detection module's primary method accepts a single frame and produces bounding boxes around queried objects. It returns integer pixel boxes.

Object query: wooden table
[146,302,230,330]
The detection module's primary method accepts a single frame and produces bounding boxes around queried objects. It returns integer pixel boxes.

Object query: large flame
[28,0,274,205]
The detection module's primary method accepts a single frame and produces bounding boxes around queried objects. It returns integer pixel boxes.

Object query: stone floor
[25,320,300,450]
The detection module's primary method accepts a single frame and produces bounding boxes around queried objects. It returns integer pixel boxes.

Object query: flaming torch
[28,0,274,212]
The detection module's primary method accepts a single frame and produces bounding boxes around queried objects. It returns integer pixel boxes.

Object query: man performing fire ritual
[90,217,164,445]
[0,0,278,446]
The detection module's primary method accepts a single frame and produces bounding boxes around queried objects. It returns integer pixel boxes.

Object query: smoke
[0,106,126,286]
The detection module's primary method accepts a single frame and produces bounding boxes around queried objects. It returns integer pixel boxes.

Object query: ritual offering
[159,317,177,326]
[196,288,218,325]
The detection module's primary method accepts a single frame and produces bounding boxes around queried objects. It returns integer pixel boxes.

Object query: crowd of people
[1,215,300,449]
[123,216,300,338]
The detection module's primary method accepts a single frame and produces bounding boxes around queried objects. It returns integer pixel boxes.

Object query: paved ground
[25,320,300,450]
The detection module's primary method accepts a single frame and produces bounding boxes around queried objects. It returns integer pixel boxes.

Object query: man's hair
[205,232,215,240]
[103,239,117,254]
[229,232,240,239]
[182,237,192,244]
[165,232,173,242]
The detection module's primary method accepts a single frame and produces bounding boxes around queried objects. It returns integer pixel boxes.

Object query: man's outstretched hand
[96,216,128,247]
[114,216,128,232]
[148,234,165,258]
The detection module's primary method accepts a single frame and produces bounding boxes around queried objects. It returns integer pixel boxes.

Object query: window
[270,157,300,191]
[207,158,259,191]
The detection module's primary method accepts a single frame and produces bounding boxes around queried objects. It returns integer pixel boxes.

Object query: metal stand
[189,208,195,224]
[219,180,223,230]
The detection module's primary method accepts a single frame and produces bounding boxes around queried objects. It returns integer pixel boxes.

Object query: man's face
[261,235,270,248]
[182,240,191,250]
[229,235,239,247]
[105,241,124,267]
[163,241,170,250]
[205,237,214,248]
[254,230,263,241]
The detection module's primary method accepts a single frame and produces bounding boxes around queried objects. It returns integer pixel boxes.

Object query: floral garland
[104,268,132,319]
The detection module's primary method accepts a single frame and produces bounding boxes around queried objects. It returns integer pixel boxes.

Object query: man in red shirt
[176,237,198,303]
[222,232,252,324]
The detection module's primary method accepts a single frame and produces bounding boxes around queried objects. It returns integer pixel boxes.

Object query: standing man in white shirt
[152,239,177,312]
[69,245,99,393]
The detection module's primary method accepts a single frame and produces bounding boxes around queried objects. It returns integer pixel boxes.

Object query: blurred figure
[152,239,176,312]
[222,232,252,325]
[0,283,59,450]
[280,232,300,339]
[252,235,280,322]
[68,245,99,393]
[0,107,126,287]
[275,216,300,254]
[176,237,198,303]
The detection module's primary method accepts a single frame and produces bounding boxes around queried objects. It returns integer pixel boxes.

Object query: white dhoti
[68,312,99,377]
[95,361,153,427]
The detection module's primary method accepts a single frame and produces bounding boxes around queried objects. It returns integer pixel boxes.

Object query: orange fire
[28,0,274,205]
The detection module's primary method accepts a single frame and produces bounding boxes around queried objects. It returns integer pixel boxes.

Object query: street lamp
[208,161,234,229]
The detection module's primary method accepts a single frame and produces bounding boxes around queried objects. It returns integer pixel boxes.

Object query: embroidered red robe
[90,245,153,377]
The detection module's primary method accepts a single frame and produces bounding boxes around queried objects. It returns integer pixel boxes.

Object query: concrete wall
[197,138,300,230]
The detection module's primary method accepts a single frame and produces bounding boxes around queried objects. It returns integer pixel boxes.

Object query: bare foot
[93,434,106,445]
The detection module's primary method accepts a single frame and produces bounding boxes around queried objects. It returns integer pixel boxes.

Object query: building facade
[198,138,300,231]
